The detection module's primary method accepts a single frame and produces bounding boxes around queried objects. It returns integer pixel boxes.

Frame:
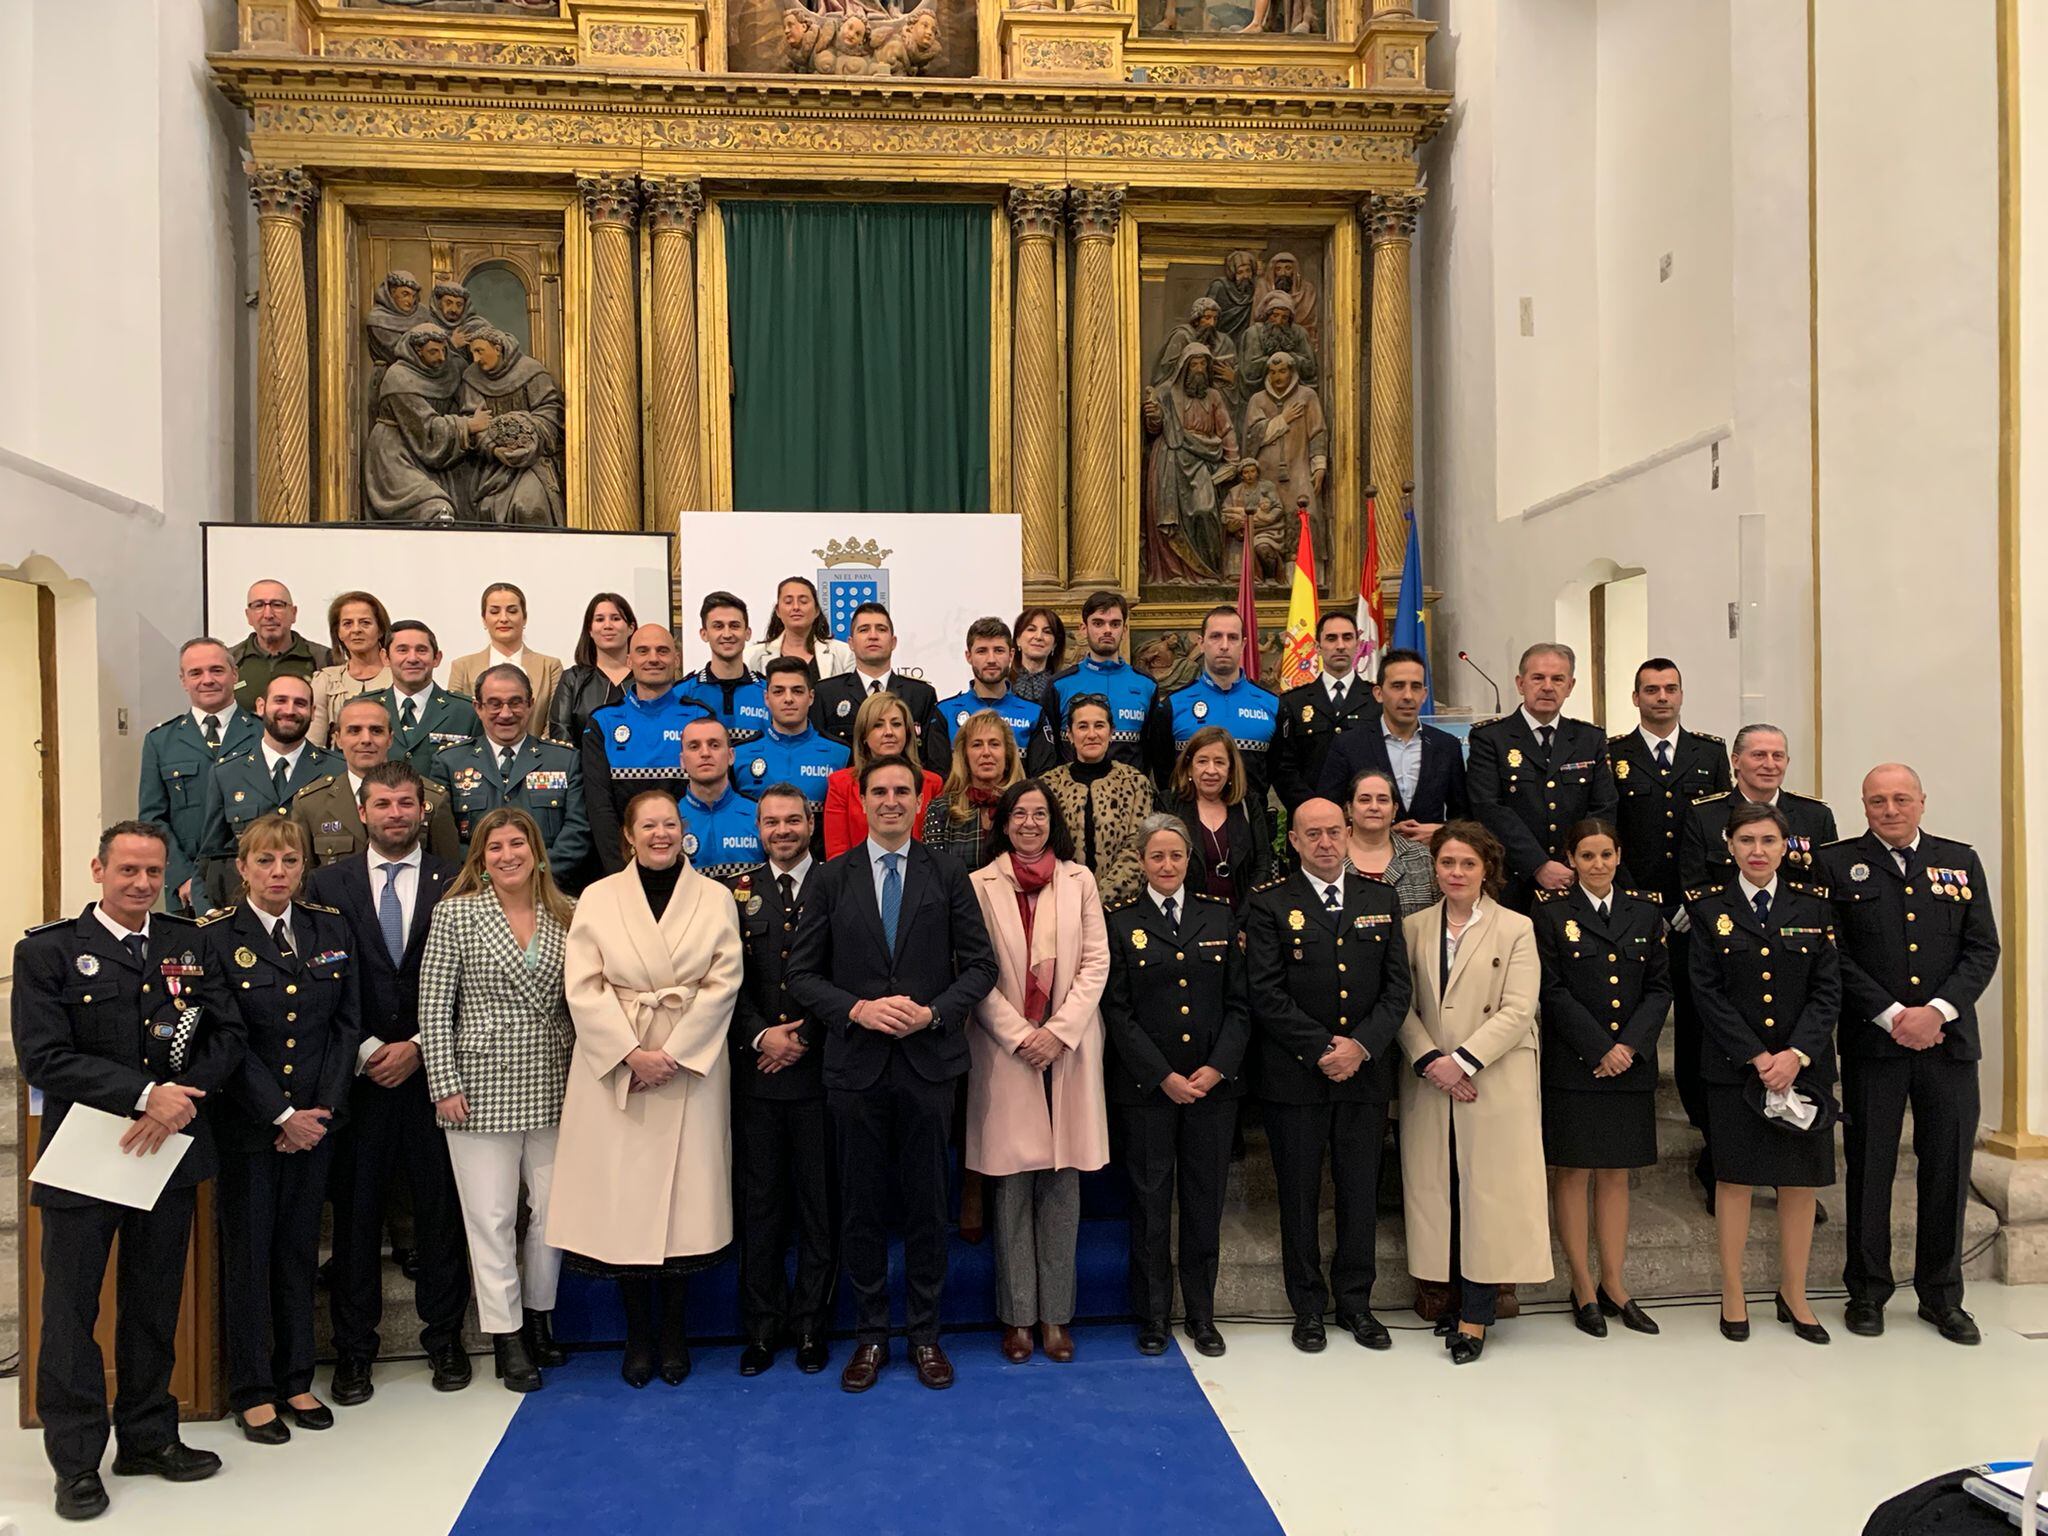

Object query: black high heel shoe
[1448,1330,1486,1365]
[1597,1286,1660,1336]
[1719,1307,1750,1342]
[1774,1293,1830,1345]
[523,1308,569,1368]
[493,1331,543,1393]
[657,1276,692,1385]
[619,1277,657,1388]
[1571,1300,1607,1338]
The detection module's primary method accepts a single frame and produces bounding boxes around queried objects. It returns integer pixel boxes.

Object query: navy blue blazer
[1315,719,1469,825]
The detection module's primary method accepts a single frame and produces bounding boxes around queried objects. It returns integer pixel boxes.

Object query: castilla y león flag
[1279,503,1320,689]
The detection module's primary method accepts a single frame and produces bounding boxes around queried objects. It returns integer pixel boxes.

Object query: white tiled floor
[0,1286,2041,1535]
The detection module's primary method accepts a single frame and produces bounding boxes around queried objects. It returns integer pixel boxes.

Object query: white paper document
[28,1105,193,1210]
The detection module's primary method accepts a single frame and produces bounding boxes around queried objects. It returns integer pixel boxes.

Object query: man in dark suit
[1466,642,1617,911]
[810,602,949,771]
[727,787,835,1378]
[11,821,245,1520]
[1316,646,1468,837]
[304,761,471,1404]
[138,637,263,913]
[362,620,480,775]
[1679,723,1838,890]
[1271,613,1380,813]
[1243,799,1413,1354]
[786,755,997,1395]
[1817,764,2000,1345]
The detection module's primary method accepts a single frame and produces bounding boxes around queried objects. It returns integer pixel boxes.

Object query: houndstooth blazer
[418,891,572,1134]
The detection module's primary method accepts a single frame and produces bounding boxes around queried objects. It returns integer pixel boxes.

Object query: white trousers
[443,1127,562,1335]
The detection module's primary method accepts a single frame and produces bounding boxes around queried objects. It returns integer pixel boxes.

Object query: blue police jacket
[675,665,770,745]
[1050,656,1157,767]
[736,724,849,804]
[935,684,1058,773]
[588,686,714,780]
[680,784,763,879]
[1146,671,1281,796]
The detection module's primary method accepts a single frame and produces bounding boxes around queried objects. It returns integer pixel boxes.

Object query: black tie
[1595,898,1609,920]
[123,932,146,970]
[271,756,290,800]
[499,744,517,778]
[1162,895,1179,930]
[1324,884,1341,912]
[400,696,419,731]
[1893,846,1910,876]
[203,714,221,749]
[1655,739,1671,770]
[273,917,296,965]
[1330,679,1346,708]
[1752,889,1771,924]
[1537,724,1555,754]
[779,872,796,909]
[868,679,882,697]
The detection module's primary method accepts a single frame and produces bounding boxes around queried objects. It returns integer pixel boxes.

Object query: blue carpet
[451,1329,1282,1536]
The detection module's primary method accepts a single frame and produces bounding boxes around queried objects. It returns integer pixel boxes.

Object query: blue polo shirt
[586,686,713,779]
[679,784,762,878]
[1148,670,1280,797]
[675,665,769,745]
[1050,656,1157,766]
[736,724,849,805]
[935,684,1057,767]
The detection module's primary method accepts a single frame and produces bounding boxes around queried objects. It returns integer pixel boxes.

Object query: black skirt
[1705,1084,1835,1189]
[1541,1086,1657,1170]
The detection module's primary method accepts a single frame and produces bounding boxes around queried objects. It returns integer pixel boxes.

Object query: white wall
[2015,0,2046,1138]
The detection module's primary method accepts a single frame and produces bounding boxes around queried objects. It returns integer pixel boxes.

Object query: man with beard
[459,325,566,527]
[430,280,472,332]
[1206,248,1260,356]
[364,323,487,523]
[1151,295,1244,428]
[362,270,423,400]
[195,674,339,911]
[1253,249,1321,350]
[1242,289,1319,391]
[1050,590,1157,770]
[1142,343,1237,585]
[1241,352,1330,585]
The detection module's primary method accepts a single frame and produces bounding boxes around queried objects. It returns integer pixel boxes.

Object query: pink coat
[965,858,1112,1177]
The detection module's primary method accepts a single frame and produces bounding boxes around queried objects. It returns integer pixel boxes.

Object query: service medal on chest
[75,954,99,977]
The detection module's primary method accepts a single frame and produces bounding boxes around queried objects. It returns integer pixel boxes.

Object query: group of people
[10,575,2000,1523]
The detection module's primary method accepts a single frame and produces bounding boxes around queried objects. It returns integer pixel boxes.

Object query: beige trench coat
[546,864,741,1267]
[965,859,1112,1177]
[1396,900,1553,1285]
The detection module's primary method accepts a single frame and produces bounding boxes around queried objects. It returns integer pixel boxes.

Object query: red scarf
[1006,849,1058,1022]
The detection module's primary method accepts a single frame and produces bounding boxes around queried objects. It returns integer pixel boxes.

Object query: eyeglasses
[246,599,292,611]
[1065,693,1112,725]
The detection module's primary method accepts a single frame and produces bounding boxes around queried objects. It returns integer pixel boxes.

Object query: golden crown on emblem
[812,537,894,568]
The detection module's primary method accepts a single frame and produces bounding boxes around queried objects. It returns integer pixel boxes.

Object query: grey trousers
[990,1168,1081,1327]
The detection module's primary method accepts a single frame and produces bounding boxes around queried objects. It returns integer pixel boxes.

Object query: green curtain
[726,200,990,514]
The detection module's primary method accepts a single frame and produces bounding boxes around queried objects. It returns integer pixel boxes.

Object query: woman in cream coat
[966,780,1111,1365]
[1398,820,1550,1365]
[548,788,742,1388]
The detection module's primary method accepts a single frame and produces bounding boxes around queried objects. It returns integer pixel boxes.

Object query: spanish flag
[1278,503,1319,689]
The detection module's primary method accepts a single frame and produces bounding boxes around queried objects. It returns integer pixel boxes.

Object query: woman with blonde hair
[547,789,742,1387]
[922,709,1025,867]
[309,590,393,747]
[418,805,575,1392]
[820,689,943,858]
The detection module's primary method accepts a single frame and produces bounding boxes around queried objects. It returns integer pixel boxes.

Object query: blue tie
[1752,888,1771,924]
[379,863,407,964]
[880,851,903,952]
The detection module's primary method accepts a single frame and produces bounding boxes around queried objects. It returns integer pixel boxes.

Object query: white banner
[674,511,1022,685]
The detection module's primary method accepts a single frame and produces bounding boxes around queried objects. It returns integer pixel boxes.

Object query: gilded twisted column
[251,167,317,525]
[579,173,643,532]
[1009,185,1065,587]
[1366,190,1423,576]
[644,176,704,534]
[1066,183,1125,590]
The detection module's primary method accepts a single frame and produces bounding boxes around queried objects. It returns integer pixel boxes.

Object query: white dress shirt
[191,704,238,741]
[855,669,897,697]
[1322,670,1357,706]
[1148,883,1186,921]
[260,741,308,781]
[1304,870,1346,910]
[358,844,424,1071]
[1442,898,1489,1074]
[1520,706,1560,739]
[1638,725,1680,759]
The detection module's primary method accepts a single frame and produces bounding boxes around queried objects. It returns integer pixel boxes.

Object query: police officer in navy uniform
[1143,605,1281,805]
[197,817,359,1444]
[1101,813,1249,1359]
[1050,591,1157,770]
[430,663,589,879]
[1243,798,1412,1355]
[676,591,770,745]
[11,820,246,1521]
[1466,643,1618,912]
[1679,722,1837,891]
[582,624,714,877]
[1271,613,1379,813]
[1608,659,1727,1203]
[196,672,341,913]
[739,658,850,818]
[811,601,950,770]
[676,717,764,880]
[727,786,835,1378]
[1816,764,2001,1345]
[936,617,1060,775]
[140,637,264,914]
[363,620,480,775]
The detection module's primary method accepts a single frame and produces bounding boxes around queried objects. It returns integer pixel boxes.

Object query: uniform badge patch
[746,896,763,916]
[1564,920,1581,942]
[75,954,99,977]
[1714,914,1733,937]
[1506,748,1523,768]
[1130,929,1148,950]
[233,789,247,803]
[614,724,632,744]
[1287,909,1305,931]
[1192,701,1209,721]
[453,767,485,793]
[1615,759,1630,780]
[836,699,852,718]
[234,946,258,968]
[1301,704,1315,722]
[1850,862,1869,882]
[750,758,767,779]
[320,819,344,834]
[683,833,699,856]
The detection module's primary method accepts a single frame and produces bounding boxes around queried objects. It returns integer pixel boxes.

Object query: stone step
[309,1251,482,1361]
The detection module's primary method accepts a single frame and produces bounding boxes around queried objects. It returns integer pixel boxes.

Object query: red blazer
[822,767,943,859]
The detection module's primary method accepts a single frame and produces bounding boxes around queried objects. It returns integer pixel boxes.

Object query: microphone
[1457,651,1502,715]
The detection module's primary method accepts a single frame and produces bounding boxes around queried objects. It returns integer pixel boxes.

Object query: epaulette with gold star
[1533,887,1568,903]
[1783,878,1831,900]
[1692,730,1725,744]
[1252,875,1288,894]
[1622,887,1661,905]
[1683,884,1725,903]
[1105,895,1139,914]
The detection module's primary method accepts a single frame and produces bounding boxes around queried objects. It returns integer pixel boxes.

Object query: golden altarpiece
[214,0,1446,667]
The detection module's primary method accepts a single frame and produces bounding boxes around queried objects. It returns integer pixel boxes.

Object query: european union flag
[1391,505,1434,715]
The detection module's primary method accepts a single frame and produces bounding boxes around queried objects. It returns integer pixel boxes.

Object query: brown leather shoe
[911,1342,954,1390]
[1040,1322,1075,1363]
[1000,1326,1033,1364]
[840,1341,886,1394]
[1494,1285,1520,1320]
